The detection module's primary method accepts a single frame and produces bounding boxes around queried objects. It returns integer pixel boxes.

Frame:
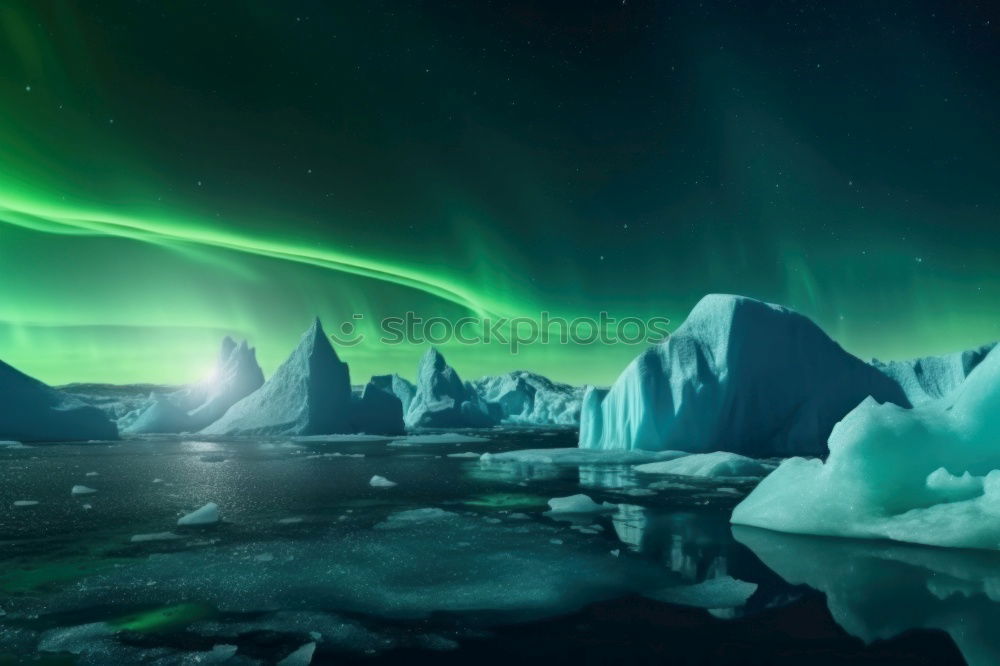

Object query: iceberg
[0,359,117,442]
[203,319,353,436]
[579,294,909,456]
[634,452,770,478]
[871,341,996,405]
[368,374,416,414]
[352,378,405,435]
[470,371,583,425]
[120,337,265,434]
[731,345,1000,550]
[404,348,498,428]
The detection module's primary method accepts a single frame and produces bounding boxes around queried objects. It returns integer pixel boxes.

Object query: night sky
[0,1,997,385]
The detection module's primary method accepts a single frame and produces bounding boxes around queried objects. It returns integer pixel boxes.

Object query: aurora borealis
[1,1,997,385]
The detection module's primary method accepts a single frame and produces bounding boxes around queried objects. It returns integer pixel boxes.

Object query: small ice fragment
[85,471,99,477]
[209,644,238,661]
[278,517,304,524]
[255,553,274,562]
[610,549,621,557]
[446,452,481,458]
[545,494,617,514]
[277,641,316,666]
[152,478,164,483]
[369,475,397,488]
[178,502,220,526]
[71,485,97,495]
[550,538,564,545]
[13,500,39,507]
[131,532,181,543]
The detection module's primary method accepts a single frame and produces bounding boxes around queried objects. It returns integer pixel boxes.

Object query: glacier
[404,348,498,428]
[0,359,117,441]
[731,344,1000,550]
[579,294,909,456]
[470,371,582,425]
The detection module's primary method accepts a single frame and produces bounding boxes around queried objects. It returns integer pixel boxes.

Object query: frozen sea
[0,427,987,665]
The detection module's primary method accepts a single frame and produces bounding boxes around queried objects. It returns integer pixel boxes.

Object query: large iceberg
[404,348,498,428]
[579,294,909,456]
[471,371,582,425]
[0,359,117,441]
[731,345,1000,550]
[871,341,996,405]
[202,319,353,436]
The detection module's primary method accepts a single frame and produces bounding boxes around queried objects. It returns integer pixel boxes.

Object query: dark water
[0,428,983,665]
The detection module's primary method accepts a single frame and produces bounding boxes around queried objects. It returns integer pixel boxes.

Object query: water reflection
[611,505,796,617]
[734,525,1000,666]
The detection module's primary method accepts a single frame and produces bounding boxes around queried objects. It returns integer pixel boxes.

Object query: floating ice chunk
[0,440,26,448]
[131,532,181,543]
[634,452,770,478]
[389,433,489,447]
[375,508,458,529]
[732,345,1000,550]
[38,621,114,654]
[277,642,316,666]
[292,434,392,443]
[85,471,99,477]
[207,644,238,662]
[545,494,617,514]
[278,517,304,524]
[485,448,687,466]
[71,485,97,495]
[645,576,758,609]
[13,500,39,507]
[152,478,164,483]
[446,452,481,458]
[369,475,397,488]
[178,502,220,526]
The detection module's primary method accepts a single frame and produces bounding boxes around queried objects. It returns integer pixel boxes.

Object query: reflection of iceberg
[734,525,1000,666]
[732,345,1000,550]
